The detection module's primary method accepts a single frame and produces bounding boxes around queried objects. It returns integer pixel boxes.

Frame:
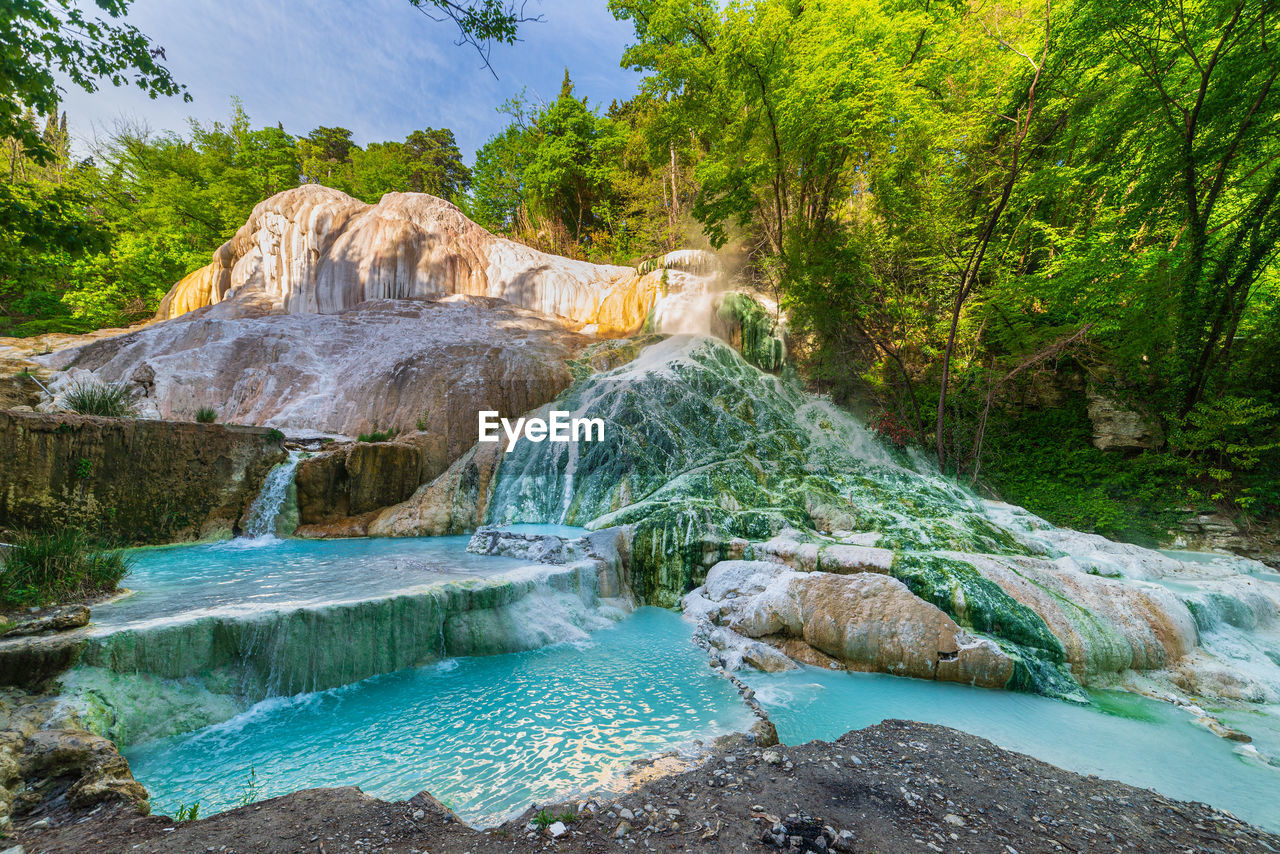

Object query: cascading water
[241,449,302,540]
[644,251,785,370]
[482,335,1280,708]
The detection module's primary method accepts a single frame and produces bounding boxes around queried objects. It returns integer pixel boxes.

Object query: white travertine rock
[39,296,585,441]
[152,185,663,336]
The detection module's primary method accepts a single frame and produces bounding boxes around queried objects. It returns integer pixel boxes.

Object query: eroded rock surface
[294,435,446,533]
[38,296,586,440]
[688,561,1013,688]
[0,689,148,833]
[0,410,283,544]
[1,606,90,638]
[151,185,656,335]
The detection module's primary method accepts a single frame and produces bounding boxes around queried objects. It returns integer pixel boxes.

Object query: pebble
[547,821,566,838]
[762,750,783,765]
[618,808,634,821]
[411,809,425,820]
[614,821,631,838]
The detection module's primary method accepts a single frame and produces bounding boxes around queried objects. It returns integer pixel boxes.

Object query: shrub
[357,428,398,443]
[265,428,285,443]
[64,379,134,417]
[1167,396,1280,512]
[195,406,217,423]
[0,529,132,608]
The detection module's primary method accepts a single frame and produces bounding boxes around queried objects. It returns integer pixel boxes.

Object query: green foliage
[265,429,285,443]
[0,0,187,164]
[532,808,556,830]
[236,765,261,808]
[174,803,200,822]
[195,407,217,424]
[64,379,134,417]
[467,80,636,261]
[301,125,472,203]
[979,403,1189,545]
[357,428,399,443]
[0,528,131,607]
[75,457,93,479]
[1167,397,1280,512]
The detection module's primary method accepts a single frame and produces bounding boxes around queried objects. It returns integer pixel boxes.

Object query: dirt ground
[9,719,1278,854]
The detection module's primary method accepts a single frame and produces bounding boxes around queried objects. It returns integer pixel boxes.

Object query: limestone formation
[150,185,657,335]
[38,296,587,441]
[1,606,90,638]
[294,434,447,534]
[0,692,149,826]
[692,561,1014,688]
[1086,385,1164,451]
[960,553,1198,681]
[368,442,504,538]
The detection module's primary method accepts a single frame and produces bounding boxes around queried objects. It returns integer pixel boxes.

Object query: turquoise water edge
[105,537,1280,831]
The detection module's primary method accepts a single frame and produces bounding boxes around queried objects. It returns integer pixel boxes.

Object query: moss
[978,402,1187,545]
[890,552,1083,700]
[715,292,786,371]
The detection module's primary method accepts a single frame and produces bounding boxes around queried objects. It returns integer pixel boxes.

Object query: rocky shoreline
[7,719,1278,853]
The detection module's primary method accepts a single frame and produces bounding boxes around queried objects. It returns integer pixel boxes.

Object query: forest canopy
[2,0,1278,541]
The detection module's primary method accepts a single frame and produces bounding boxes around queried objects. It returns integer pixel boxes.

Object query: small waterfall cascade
[242,450,302,539]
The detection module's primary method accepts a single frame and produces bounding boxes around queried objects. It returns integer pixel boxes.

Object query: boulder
[960,553,1198,680]
[701,562,1015,688]
[16,727,148,815]
[369,442,504,537]
[1,606,90,638]
[1086,385,1163,451]
[295,437,444,528]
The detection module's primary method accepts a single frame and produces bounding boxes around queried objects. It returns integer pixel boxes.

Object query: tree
[406,0,541,70]
[1057,0,1280,416]
[298,127,357,184]
[0,0,187,164]
[467,79,630,258]
[402,128,471,198]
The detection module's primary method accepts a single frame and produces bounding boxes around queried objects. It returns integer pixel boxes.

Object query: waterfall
[242,450,301,540]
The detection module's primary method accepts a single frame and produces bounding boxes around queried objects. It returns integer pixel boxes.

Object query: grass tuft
[0,528,132,608]
[195,406,217,423]
[357,428,398,443]
[64,379,134,417]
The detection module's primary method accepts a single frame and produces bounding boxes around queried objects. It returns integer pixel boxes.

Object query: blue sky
[59,0,642,160]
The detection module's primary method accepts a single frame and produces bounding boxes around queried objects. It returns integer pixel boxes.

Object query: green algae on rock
[484,336,1036,603]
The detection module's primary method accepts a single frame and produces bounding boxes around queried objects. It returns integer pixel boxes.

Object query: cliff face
[294,435,446,535]
[0,410,284,544]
